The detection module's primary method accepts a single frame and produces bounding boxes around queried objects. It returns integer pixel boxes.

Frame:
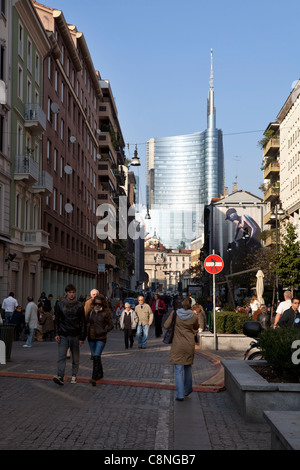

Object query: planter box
[222,360,300,423]
[198,332,253,351]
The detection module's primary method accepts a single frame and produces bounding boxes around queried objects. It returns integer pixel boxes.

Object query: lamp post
[270,202,284,305]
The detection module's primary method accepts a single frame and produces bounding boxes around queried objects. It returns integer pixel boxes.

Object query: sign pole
[213,250,217,350]
[204,251,223,351]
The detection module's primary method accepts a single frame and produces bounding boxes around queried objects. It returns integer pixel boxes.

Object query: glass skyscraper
[146,51,224,249]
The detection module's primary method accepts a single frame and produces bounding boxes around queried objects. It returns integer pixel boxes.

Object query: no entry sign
[204,254,224,274]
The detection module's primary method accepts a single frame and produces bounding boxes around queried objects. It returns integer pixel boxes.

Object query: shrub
[259,328,300,382]
[214,311,251,334]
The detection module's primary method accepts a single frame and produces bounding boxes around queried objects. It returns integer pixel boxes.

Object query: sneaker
[22,344,31,348]
[70,376,77,384]
[53,376,64,386]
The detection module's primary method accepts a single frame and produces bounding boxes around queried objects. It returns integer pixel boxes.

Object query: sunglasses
[95,303,102,306]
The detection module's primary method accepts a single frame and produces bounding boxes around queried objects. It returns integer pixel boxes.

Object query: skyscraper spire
[210,48,214,90]
[207,48,216,129]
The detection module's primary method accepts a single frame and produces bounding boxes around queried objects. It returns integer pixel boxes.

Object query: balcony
[32,171,53,195]
[97,249,116,267]
[24,103,46,135]
[264,161,280,180]
[264,230,277,248]
[263,137,280,157]
[21,229,50,254]
[264,184,280,202]
[98,162,117,190]
[14,155,39,184]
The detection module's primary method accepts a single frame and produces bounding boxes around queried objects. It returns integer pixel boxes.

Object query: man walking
[84,289,99,316]
[2,292,18,324]
[277,297,300,328]
[23,297,38,348]
[135,295,153,349]
[273,290,293,328]
[53,284,86,385]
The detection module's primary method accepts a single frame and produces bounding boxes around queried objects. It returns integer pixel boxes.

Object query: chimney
[232,182,238,193]
[224,186,229,197]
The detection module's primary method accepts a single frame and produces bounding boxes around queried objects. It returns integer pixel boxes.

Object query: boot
[90,355,100,386]
[97,356,103,380]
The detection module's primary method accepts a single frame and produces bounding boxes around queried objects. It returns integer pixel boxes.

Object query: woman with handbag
[152,293,166,337]
[86,295,114,386]
[163,297,199,401]
[119,303,138,349]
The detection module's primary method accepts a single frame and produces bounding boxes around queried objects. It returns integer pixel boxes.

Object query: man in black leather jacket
[53,284,86,385]
[277,298,300,329]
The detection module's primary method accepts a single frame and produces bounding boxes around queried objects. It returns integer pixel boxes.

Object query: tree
[277,222,300,294]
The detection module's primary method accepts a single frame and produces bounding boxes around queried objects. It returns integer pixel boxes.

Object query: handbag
[163,311,177,344]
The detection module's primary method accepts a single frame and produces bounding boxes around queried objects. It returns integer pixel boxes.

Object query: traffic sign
[204,254,224,274]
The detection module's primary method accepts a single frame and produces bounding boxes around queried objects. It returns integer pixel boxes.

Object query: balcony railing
[32,170,53,195]
[24,103,46,135]
[14,155,39,184]
[264,137,280,157]
[21,229,50,254]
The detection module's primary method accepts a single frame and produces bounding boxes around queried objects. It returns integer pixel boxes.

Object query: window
[18,65,23,100]
[53,149,57,171]
[47,57,51,80]
[53,188,57,211]
[27,39,32,72]
[60,119,64,141]
[1,0,6,17]
[35,53,40,84]
[0,114,4,153]
[18,23,24,57]
[0,42,5,80]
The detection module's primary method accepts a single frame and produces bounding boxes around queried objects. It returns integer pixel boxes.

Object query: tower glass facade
[146,51,224,249]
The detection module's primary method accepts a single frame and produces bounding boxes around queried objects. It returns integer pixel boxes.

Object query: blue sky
[47,0,300,205]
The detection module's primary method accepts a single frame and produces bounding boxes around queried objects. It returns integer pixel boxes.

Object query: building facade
[146,51,224,249]
[9,0,51,306]
[34,3,100,299]
[0,0,13,302]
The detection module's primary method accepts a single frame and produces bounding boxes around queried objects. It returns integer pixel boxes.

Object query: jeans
[88,340,106,357]
[137,324,149,347]
[25,327,35,346]
[5,312,13,324]
[174,364,193,399]
[57,335,80,379]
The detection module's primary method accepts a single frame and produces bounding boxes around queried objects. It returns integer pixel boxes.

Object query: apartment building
[9,0,51,305]
[0,0,13,302]
[277,80,300,234]
[97,78,135,297]
[33,2,101,299]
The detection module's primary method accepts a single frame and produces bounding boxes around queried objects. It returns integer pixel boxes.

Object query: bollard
[0,340,5,364]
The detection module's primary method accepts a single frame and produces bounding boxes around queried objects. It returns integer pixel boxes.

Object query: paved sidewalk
[0,326,271,451]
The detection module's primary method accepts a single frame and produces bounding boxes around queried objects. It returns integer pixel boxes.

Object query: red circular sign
[204,254,224,274]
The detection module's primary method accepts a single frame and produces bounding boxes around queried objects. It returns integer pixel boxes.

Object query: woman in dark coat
[86,295,114,386]
[164,297,199,401]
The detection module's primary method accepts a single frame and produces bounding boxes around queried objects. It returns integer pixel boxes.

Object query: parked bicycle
[243,321,264,361]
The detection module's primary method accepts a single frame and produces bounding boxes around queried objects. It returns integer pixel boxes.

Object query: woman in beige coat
[164,297,199,401]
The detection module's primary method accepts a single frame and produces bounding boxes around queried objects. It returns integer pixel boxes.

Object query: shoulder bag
[163,311,177,344]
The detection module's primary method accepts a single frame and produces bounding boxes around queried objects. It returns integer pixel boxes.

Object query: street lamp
[270,201,285,304]
[130,143,141,166]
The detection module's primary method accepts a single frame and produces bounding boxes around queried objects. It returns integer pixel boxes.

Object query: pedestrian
[10,305,25,340]
[163,296,199,401]
[2,292,18,324]
[257,305,271,330]
[135,295,153,349]
[115,300,124,329]
[43,294,53,313]
[277,297,300,328]
[192,304,206,332]
[250,295,261,317]
[152,293,166,337]
[23,297,38,348]
[273,290,293,328]
[120,302,138,349]
[84,289,99,316]
[86,294,114,386]
[53,284,86,386]
[39,306,55,340]
[188,292,196,307]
